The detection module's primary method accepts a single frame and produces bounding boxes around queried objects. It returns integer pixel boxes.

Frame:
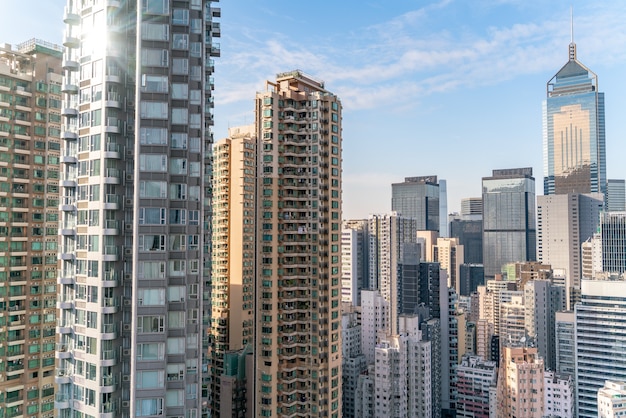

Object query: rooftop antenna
[569,6,576,60]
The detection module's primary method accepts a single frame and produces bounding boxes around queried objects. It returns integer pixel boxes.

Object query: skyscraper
[601,212,626,274]
[254,71,343,418]
[543,37,606,195]
[575,279,626,417]
[606,179,626,211]
[0,38,62,417]
[209,125,256,416]
[482,168,536,279]
[57,2,220,417]
[391,175,441,231]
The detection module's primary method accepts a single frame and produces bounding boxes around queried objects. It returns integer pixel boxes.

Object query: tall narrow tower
[543,33,605,195]
[254,71,343,418]
[0,38,62,417]
[57,1,220,417]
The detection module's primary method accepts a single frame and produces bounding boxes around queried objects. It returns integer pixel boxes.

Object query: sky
[2,0,626,219]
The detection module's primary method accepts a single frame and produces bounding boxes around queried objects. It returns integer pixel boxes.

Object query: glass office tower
[56,1,219,417]
[391,175,440,232]
[543,40,605,196]
[482,168,536,280]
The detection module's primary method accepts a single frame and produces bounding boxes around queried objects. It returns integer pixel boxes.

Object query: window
[169,260,186,277]
[169,235,186,251]
[166,390,184,407]
[140,181,167,198]
[170,209,186,224]
[137,370,165,389]
[140,101,168,119]
[170,183,187,200]
[138,261,166,279]
[171,83,188,99]
[170,158,187,175]
[136,398,164,417]
[139,207,166,225]
[140,127,168,145]
[168,311,184,328]
[138,288,165,306]
[173,34,188,50]
[137,316,165,333]
[137,343,165,361]
[141,75,168,93]
[172,58,188,75]
[167,286,186,302]
[171,108,188,124]
[139,235,166,252]
[189,210,199,225]
[171,133,187,149]
[139,154,167,172]
[172,9,189,25]
[141,48,169,67]
[141,23,169,41]
[167,337,185,354]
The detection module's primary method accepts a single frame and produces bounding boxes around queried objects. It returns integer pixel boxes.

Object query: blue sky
[3,0,626,219]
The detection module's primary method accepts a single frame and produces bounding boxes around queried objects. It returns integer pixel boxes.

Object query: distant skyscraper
[392,175,440,231]
[461,197,483,220]
[482,168,536,279]
[555,311,576,377]
[496,345,545,417]
[0,38,62,415]
[456,355,497,418]
[576,280,626,417]
[543,38,606,195]
[601,212,626,274]
[536,193,603,308]
[450,217,483,264]
[368,213,417,332]
[254,71,343,417]
[342,219,369,305]
[606,179,626,211]
[57,2,220,417]
[433,237,464,294]
[458,264,484,296]
[439,179,449,237]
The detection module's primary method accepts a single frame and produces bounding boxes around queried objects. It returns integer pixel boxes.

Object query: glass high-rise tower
[56,1,219,417]
[543,39,606,195]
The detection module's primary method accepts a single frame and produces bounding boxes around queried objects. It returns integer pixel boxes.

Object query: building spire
[569,6,576,60]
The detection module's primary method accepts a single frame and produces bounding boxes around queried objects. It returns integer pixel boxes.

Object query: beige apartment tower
[209,125,256,417]
[0,39,62,418]
[255,71,343,418]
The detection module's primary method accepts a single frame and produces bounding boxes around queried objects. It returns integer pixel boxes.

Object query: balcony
[60,154,77,164]
[102,270,119,287]
[103,141,122,159]
[58,271,75,285]
[63,30,79,48]
[101,374,117,393]
[104,117,121,133]
[60,196,76,212]
[63,6,80,24]
[102,245,119,262]
[101,296,118,314]
[61,128,78,140]
[62,58,79,71]
[56,343,71,359]
[55,392,71,409]
[61,82,78,94]
[102,219,121,235]
[104,92,122,109]
[56,319,72,334]
[55,368,72,384]
[103,193,120,210]
[100,323,118,342]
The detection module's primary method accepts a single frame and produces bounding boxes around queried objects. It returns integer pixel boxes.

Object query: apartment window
[138,261,166,279]
[140,127,168,145]
[188,235,199,250]
[189,210,199,225]
[143,0,170,13]
[140,101,168,119]
[170,209,186,224]
[168,311,184,328]
[189,113,201,129]
[137,370,165,389]
[172,9,189,25]
[139,207,167,225]
[170,158,187,175]
[140,154,167,172]
[137,343,165,361]
[171,83,188,100]
[170,183,187,200]
[189,186,200,201]
[171,133,188,149]
[167,337,185,354]
[137,315,165,333]
[136,398,164,417]
[140,181,167,198]
[141,74,168,93]
[189,162,200,177]
[139,235,166,252]
[172,58,188,75]
[167,286,186,302]
[138,288,165,306]
[169,235,186,251]
[169,260,186,277]
[141,23,169,41]
[171,108,188,124]
[141,48,169,67]
[172,34,189,50]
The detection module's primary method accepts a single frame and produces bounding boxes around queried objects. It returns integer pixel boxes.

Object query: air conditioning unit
[123,299,131,306]
[125,174,133,181]
[123,324,131,331]
[124,273,131,280]
[124,248,132,256]
[125,224,132,230]
[123,349,130,356]
[125,198,132,206]
[126,149,133,156]
[122,400,130,407]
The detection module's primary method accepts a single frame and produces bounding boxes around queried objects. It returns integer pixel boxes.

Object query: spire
[569,6,576,60]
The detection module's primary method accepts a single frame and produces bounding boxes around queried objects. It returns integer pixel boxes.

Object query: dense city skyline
[3,0,626,219]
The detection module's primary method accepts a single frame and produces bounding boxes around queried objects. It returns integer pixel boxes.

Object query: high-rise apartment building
[433,237,464,294]
[254,71,343,418]
[536,192,603,308]
[456,355,497,418]
[606,179,626,211]
[341,219,368,305]
[575,279,626,417]
[543,38,606,195]
[367,213,417,333]
[391,175,441,232]
[496,345,545,417]
[341,311,367,418]
[56,2,220,417]
[598,380,626,418]
[209,125,255,417]
[544,371,574,418]
[0,38,62,418]
[482,168,536,279]
[601,212,626,275]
